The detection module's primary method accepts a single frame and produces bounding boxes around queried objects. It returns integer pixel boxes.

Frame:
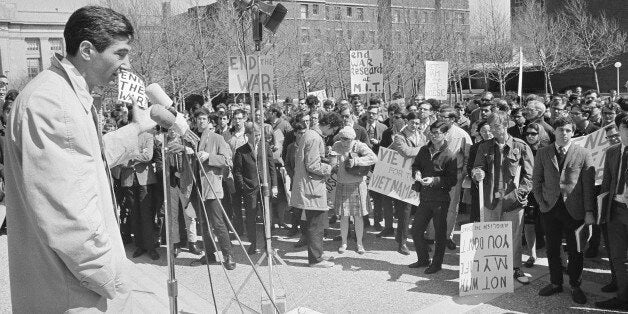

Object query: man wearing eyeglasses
[570,106,599,137]
[0,75,7,100]
[524,100,555,145]
[362,105,387,230]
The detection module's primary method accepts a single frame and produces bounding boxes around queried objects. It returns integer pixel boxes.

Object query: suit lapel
[550,146,559,172]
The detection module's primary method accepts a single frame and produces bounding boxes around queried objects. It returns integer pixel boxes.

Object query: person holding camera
[330,126,377,254]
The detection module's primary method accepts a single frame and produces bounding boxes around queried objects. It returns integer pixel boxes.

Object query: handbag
[344,142,370,177]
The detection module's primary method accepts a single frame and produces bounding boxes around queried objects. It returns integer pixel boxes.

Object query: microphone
[146,83,174,108]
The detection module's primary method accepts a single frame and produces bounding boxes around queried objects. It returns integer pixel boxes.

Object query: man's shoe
[539,284,563,296]
[279,223,290,229]
[424,264,442,274]
[174,247,181,257]
[223,255,236,270]
[188,242,202,255]
[196,254,219,265]
[446,239,457,250]
[571,287,587,304]
[333,235,342,242]
[409,260,431,268]
[514,268,530,284]
[601,281,618,293]
[247,244,260,255]
[286,228,299,237]
[524,256,536,268]
[584,247,598,258]
[373,222,383,231]
[595,297,628,310]
[376,228,395,238]
[338,244,347,254]
[309,260,334,268]
[398,244,411,255]
[294,238,307,248]
[321,254,335,261]
[356,245,365,254]
[132,248,147,258]
[329,215,337,225]
[148,249,160,261]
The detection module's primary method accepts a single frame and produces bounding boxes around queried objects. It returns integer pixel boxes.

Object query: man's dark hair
[369,98,382,106]
[232,109,246,117]
[306,95,319,108]
[387,103,400,113]
[323,99,335,109]
[615,111,628,128]
[406,103,418,111]
[5,89,18,102]
[552,116,575,130]
[510,108,523,117]
[406,112,420,121]
[193,107,210,119]
[367,104,379,111]
[584,89,599,97]
[269,104,283,118]
[319,112,343,128]
[439,105,459,121]
[430,120,450,134]
[64,6,134,56]
[292,121,308,132]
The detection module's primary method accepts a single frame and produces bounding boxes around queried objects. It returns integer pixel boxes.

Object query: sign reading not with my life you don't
[424,61,449,100]
[228,55,274,93]
[368,147,419,206]
[459,221,514,296]
[350,49,383,94]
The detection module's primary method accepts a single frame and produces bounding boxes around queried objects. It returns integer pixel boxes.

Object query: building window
[325,5,330,19]
[27,57,42,78]
[49,38,64,54]
[369,30,376,43]
[358,30,365,41]
[302,52,311,68]
[356,8,364,21]
[334,6,341,20]
[312,4,319,15]
[314,28,322,39]
[25,38,41,54]
[300,28,310,44]
[421,11,427,24]
[392,10,399,23]
[335,29,343,41]
[300,4,309,19]
[346,7,352,18]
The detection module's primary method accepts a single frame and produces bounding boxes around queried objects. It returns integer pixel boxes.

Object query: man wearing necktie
[532,116,595,304]
[596,112,628,311]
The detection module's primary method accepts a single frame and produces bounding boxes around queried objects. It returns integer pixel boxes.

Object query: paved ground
[0,215,622,313]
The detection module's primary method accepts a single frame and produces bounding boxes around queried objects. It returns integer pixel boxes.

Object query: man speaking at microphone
[4,6,156,313]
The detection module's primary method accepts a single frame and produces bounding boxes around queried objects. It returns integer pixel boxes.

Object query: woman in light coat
[331,126,377,254]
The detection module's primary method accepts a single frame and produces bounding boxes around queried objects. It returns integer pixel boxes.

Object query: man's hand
[584,212,595,225]
[420,177,433,186]
[166,141,185,154]
[472,168,485,182]
[414,171,422,181]
[131,96,157,133]
[271,186,278,198]
[197,151,209,163]
[370,138,379,145]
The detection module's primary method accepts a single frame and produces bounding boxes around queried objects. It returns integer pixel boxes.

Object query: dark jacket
[233,142,278,195]
[411,141,458,203]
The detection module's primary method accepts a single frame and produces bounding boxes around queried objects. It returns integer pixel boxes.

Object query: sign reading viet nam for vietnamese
[350,49,383,94]
[368,147,419,206]
[570,127,612,185]
[228,55,274,93]
[424,61,449,100]
[459,221,514,296]
[117,70,148,109]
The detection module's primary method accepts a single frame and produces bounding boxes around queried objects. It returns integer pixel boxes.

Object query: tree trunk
[547,73,554,94]
[453,78,459,102]
[467,71,473,93]
[593,65,600,92]
[544,71,548,95]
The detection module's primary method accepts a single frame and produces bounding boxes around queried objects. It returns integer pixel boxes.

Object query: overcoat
[5,55,142,313]
[289,129,331,211]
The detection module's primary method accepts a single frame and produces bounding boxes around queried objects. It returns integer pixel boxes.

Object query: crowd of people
[2,66,628,310]
[55,85,624,310]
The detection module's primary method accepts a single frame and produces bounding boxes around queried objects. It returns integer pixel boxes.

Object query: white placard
[368,147,419,206]
[570,127,612,185]
[424,61,449,100]
[228,55,274,93]
[117,70,148,108]
[459,221,514,296]
[350,49,384,94]
[307,90,327,102]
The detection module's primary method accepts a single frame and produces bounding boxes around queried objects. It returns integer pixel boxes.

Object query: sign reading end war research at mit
[350,49,383,94]
[459,221,514,296]
[228,55,274,93]
[368,147,419,206]
[117,70,148,109]
[424,61,449,100]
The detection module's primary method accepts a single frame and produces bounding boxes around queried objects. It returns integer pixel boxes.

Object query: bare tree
[562,0,627,92]
[513,0,578,94]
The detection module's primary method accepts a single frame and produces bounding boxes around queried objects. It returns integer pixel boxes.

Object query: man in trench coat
[5,6,156,313]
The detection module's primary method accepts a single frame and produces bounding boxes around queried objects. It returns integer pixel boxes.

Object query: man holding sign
[472,111,534,285]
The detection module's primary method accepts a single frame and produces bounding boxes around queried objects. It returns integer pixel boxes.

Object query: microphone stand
[160,131,178,314]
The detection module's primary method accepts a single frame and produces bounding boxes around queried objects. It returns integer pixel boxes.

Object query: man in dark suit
[532,116,595,304]
[361,104,388,230]
[596,112,628,311]
[507,108,526,140]
[234,123,278,255]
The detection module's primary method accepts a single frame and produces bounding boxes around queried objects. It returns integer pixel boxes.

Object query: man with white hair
[524,100,554,145]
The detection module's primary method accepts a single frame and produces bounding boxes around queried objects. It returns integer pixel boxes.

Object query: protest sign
[307,90,327,102]
[424,61,449,100]
[368,147,419,206]
[228,55,274,93]
[459,221,514,296]
[350,49,383,94]
[117,70,148,108]
[570,127,611,185]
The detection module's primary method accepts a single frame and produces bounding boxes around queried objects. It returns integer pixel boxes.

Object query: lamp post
[615,62,622,95]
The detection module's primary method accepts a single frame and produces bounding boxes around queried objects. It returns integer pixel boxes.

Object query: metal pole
[478,179,484,223]
[161,133,177,314]
[257,50,275,311]
[617,67,620,96]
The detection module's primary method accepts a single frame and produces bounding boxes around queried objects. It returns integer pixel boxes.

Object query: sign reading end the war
[228,55,274,93]
[350,49,383,95]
